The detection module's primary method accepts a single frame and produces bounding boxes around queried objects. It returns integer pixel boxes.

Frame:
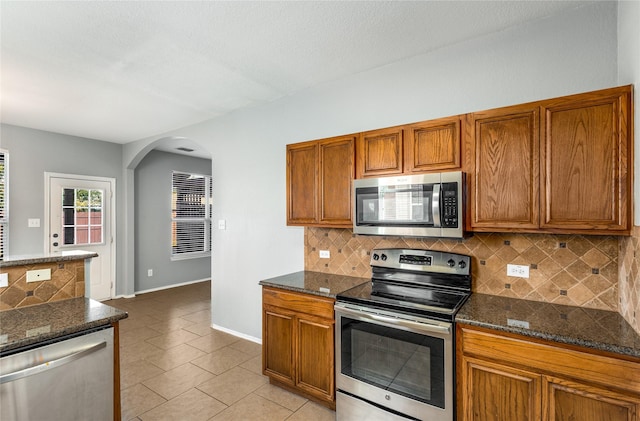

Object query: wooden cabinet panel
[467,85,632,235]
[357,126,404,178]
[544,376,640,421]
[296,316,335,401]
[319,137,354,225]
[541,86,632,233]
[457,324,640,421]
[262,307,294,385]
[262,287,334,319]
[462,357,541,421]
[405,116,462,173]
[262,287,336,408]
[287,142,318,224]
[287,135,354,227]
[468,106,539,230]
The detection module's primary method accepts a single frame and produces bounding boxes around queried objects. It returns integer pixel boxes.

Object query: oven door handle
[335,304,451,335]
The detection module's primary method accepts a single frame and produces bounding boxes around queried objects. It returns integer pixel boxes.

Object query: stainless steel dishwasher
[0,326,114,421]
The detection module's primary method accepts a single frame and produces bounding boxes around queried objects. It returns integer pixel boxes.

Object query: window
[61,188,104,246]
[0,150,7,260]
[171,171,212,259]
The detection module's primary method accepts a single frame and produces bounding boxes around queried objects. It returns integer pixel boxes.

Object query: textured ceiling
[1,1,589,149]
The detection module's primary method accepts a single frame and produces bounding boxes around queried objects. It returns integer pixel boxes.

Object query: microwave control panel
[441,182,458,228]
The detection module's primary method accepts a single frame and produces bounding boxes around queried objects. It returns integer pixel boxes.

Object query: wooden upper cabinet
[287,142,318,225]
[467,85,632,235]
[405,116,462,173]
[319,137,354,225]
[540,85,632,233]
[287,135,355,227]
[356,126,404,178]
[467,105,540,231]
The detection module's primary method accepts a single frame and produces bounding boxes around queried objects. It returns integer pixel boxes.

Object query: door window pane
[61,188,104,246]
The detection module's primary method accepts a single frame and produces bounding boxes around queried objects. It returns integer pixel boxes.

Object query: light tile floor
[105,281,336,421]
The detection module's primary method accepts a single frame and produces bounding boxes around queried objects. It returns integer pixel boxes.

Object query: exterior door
[47,174,114,301]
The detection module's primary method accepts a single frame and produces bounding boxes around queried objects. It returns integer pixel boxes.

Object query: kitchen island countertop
[259,271,369,298]
[0,297,128,354]
[0,250,98,268]
[456,293,640,359]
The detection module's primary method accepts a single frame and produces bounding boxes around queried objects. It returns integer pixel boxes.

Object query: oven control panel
[399,254,432,266]
[371,248,471,276]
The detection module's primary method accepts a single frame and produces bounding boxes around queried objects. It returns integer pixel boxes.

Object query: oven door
[335,303,453,421]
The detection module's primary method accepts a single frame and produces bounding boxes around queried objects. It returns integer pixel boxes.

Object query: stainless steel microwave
[353,171,464,238]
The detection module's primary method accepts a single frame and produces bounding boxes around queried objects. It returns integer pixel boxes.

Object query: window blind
[0,151,7,261]
[171,171,212,258]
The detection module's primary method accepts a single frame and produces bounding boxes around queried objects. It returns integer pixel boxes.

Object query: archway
[122,136,212,296]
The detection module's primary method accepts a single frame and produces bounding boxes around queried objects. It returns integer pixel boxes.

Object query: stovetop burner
[336,248,472,321]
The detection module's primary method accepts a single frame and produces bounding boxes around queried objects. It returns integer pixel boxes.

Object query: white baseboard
[212,323,262,345]
[134,278,210,295]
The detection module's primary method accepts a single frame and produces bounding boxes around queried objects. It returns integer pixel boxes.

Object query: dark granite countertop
[0,251,99,267]
[0,297,128,354]
[260,271,369,298]
[456,293,640,359]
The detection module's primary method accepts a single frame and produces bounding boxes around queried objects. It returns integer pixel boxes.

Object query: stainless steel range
[335,248,472,420]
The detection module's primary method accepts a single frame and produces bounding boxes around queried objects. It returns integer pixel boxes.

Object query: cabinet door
[460,356,541,421]
[544,376,640,421]
[356,126,404,178]
[296,315,335,402]
[318,136,355,225]
[468,105,540,230]
[540,86,632,233]
[405,116,461,173]
[262,305,295,386]
[287,142,318,225]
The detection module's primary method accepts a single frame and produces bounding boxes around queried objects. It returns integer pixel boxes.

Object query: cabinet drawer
[262,287,334,319]
[458,325,640,395]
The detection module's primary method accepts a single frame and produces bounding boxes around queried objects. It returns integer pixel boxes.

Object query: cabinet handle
[0,341,107,384]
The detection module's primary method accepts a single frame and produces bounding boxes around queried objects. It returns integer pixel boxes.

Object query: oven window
[339,316,445,408]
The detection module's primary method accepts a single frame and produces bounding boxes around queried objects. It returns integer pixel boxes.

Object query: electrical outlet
[28,218,40,228]
[507,318,530,329]
[147,269,153,277]
[26,269,51,282]
[319,250,330,259]
[507,264,529,278]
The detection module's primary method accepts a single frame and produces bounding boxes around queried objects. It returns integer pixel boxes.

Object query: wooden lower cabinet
[457,324,640,421]
[262,287,336,408]
[544,376,639,421]
[462,357,541,421]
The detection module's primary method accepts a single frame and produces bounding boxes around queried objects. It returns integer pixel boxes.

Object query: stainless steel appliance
[335,248,471,420]
[1,326,114,421]
[353,171,464,238]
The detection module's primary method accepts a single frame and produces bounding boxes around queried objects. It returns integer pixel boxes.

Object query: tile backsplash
[305,228,619,312]
[0,260,86,310]
[619,226,640,333]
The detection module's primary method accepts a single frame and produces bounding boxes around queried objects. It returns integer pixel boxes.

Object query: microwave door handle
[432,183,441,227]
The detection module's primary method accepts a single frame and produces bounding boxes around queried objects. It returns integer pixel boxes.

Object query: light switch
[218,219,226,230]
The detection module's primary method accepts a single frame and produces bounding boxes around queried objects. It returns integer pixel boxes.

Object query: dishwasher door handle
[0,341,107,384]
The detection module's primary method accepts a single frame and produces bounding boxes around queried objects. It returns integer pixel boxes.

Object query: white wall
[124,2,620,340]
[618,0,640,224]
